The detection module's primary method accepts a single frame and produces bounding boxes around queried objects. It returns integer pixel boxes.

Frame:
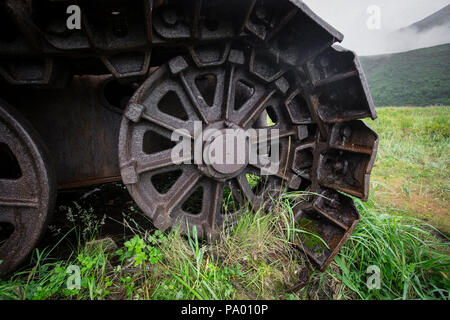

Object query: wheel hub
[199,123,249,181]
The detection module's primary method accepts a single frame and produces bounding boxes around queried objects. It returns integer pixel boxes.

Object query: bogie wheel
[119,42,378,270]
[0,100,56,276]
[119,45,287,240]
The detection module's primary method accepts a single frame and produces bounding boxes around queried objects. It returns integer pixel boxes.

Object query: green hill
[360,44,450,106]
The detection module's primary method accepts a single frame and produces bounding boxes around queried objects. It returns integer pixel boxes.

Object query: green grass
[360,44,450,106]
[366,106,449,232]
[330,198,449,300]
[1,193,448,300]
[1,107,449,300]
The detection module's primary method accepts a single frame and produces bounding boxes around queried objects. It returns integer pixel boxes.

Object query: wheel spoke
[249,162,284,179]
[0,179,39,209]
[249,128,297,145]
[206,181,225,228]
[0,197,38,208]
[165,168,203,210]
[132,121,175,143]
[179,72,210,124]
[228,180,246,207]
[239,89,276,129]
[224,65,236,120]
[235,173,256,204]
[136,149,191,174]
[141,104,194,139]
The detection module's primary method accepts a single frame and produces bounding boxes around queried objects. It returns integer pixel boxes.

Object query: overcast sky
[302,0,450,55]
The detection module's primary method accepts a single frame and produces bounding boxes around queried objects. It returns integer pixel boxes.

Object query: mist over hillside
[359,5,450,106]
[303,0,450,55]
[385,4,450,53]
[397,4,450,33]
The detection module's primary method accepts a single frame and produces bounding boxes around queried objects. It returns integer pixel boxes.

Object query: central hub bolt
[201,126,249,180]
[209,131,248,175]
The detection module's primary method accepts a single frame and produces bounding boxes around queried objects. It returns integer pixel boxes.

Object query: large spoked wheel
[118,41,378,271]
[0,100,55,276]
[119,45,299,240]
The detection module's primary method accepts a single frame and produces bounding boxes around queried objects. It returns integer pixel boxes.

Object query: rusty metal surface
[119,51,285,239]
[0,0,379,272]
[0,99,56,276]
[1,76,125,189]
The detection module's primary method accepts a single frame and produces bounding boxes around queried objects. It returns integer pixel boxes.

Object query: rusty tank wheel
[0,100,56,276]
[119,45,290,240]
[118,40,379,263]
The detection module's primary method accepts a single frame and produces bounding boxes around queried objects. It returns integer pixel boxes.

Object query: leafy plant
[116,234,163,267]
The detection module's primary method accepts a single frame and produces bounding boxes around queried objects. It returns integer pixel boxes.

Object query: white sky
[302,0,450,55]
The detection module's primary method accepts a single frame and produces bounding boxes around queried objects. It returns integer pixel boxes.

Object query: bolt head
[169,56,189,75]
[121,166,138,185]
[125,103,145,123]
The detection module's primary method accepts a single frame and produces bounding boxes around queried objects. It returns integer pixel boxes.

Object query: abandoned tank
[0,0,378,275]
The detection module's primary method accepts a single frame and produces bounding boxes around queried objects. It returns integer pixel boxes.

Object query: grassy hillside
[360,44,450,106]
